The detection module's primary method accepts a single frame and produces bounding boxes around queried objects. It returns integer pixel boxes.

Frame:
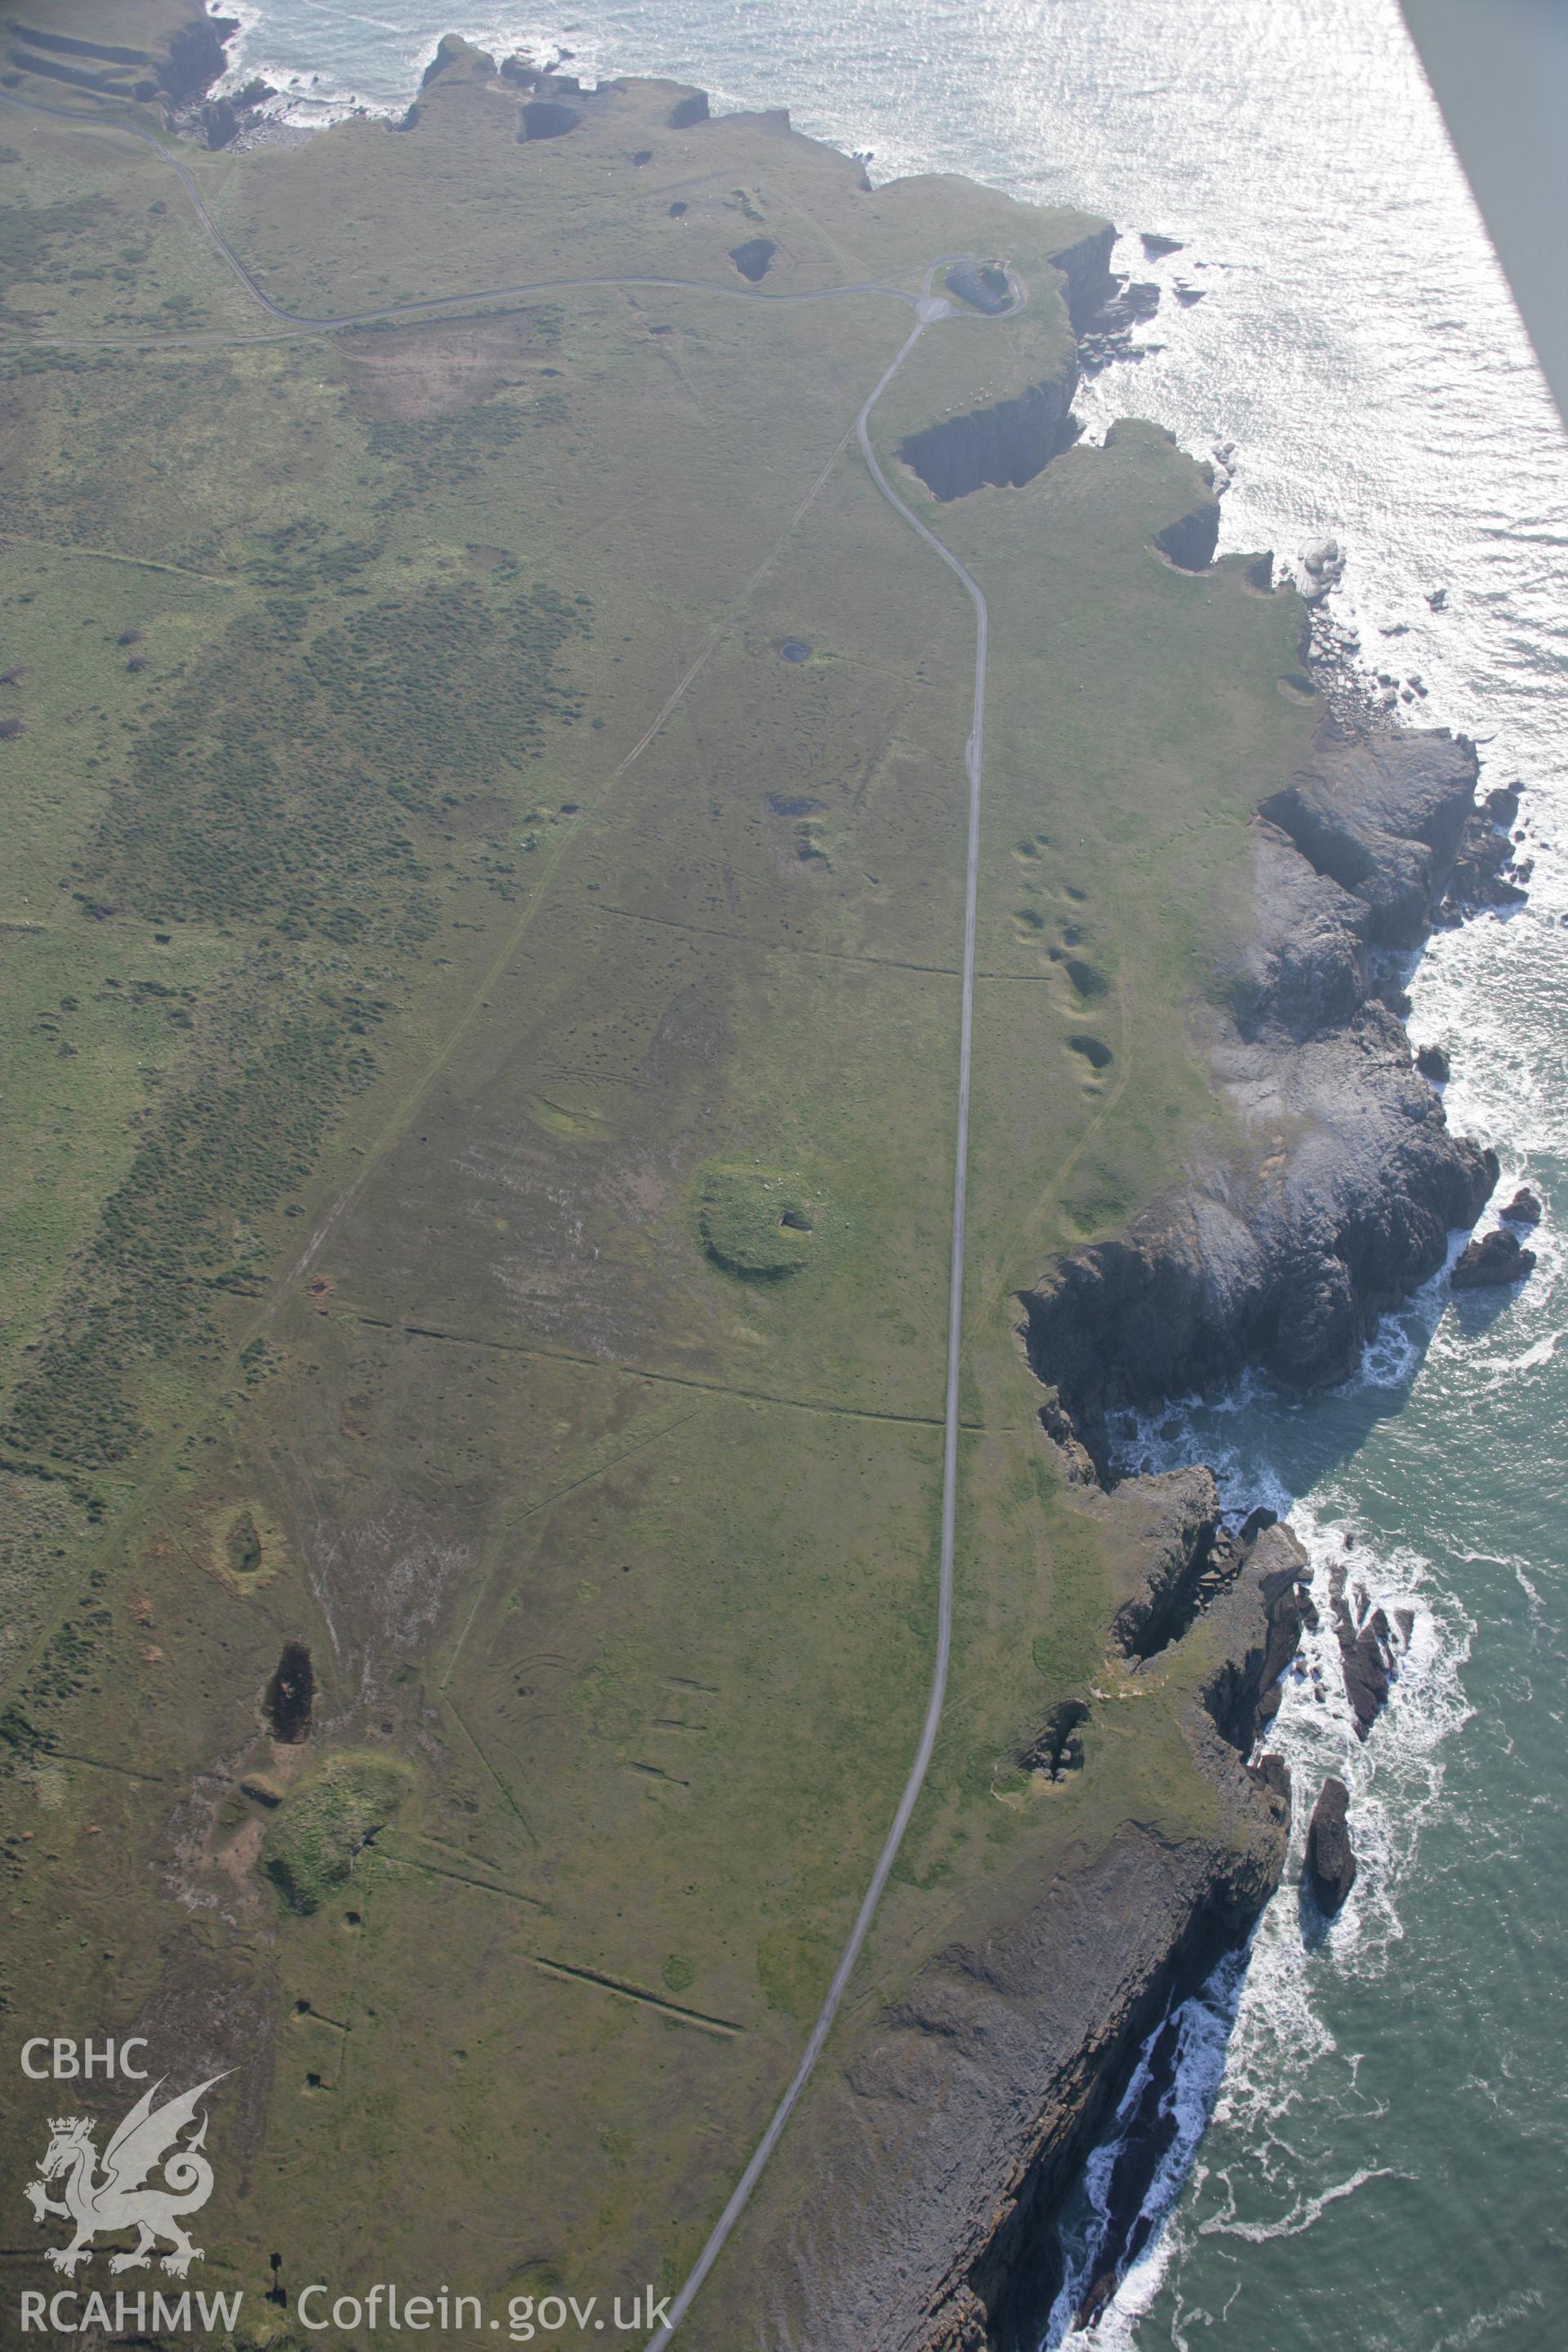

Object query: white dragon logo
[24,2074,226,2278]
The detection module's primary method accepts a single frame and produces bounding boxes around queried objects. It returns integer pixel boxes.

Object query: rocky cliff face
[719,229,1521,2347]
[898,361,1080,499]
[746,702,1514,2352]
[159,11,238,107]
[1046,225,1120,327]
[1019,724,1503,1450]
[896,226,1115,500]
[747,1516,1307,2352]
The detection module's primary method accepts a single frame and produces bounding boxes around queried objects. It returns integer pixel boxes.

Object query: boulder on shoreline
[1502,1187,1543,1225]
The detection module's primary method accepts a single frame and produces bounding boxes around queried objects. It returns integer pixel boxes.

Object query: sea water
[215,5,1568,2343]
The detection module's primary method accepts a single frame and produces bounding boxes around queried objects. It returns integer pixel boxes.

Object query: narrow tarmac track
[644,271,1018,2349]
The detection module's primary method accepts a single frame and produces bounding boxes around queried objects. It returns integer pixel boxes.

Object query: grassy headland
[0,22,1315,2337]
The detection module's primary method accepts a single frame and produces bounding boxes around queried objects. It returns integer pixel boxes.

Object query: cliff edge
[719,709,1510,2351]
[734,1505,1308,2352]
[1020,724,1508,1451]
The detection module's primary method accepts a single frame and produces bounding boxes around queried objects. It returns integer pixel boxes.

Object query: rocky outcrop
[1503,1187,1543,1225]
[1076,274,1163,376]
[946,259,1013,314]
[159,11,238,107]
[1446,831,1530,915]
[1099,1466,1226,1657]
[1044,225,1118,329]
[815,688,1509,2352]
[1019,724,1503,1438]
[1262,728,1481,946]
[420,30,490,88]
[1197,1521,1312,1752]
[1328,1561,1398,1738]
[1076,1464,1305,1677]
[1304,1776,1356,1913]
[1452,1227,1536,1287]
[194,78,271,150]
[1297,537,1347,603]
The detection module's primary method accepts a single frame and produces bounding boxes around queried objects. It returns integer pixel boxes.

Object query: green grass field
[0,25,1316,2341]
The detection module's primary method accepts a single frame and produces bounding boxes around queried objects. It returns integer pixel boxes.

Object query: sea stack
[1306,1775,1357,1914]
[1452,1227,1537,1287]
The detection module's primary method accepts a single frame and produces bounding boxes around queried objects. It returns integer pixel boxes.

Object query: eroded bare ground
[339,315,564,421]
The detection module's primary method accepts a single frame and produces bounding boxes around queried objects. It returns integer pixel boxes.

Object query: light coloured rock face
[1298,538,1347,602]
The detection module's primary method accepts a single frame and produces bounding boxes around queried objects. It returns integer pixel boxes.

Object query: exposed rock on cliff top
[1020,724,1502,1437]
[1081,1463,1236,1659]
[1263,727,1482,946]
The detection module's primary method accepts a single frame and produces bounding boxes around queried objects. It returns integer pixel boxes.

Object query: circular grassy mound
[261,1753,412,1915]
[697,1166,816,1278]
